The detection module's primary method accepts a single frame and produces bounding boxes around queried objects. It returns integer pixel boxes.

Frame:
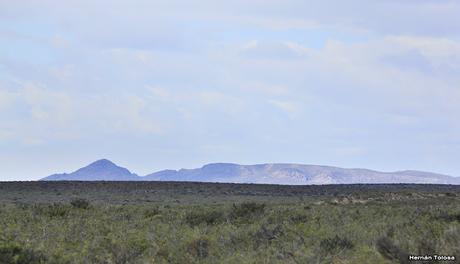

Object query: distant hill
[143,163,460,184]
[41,159,139,181]
[41,159,460,185]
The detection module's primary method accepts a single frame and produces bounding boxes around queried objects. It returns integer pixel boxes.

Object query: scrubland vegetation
[0,182,459,263]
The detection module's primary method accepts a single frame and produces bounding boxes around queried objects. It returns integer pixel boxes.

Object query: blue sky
[1,0,460,180]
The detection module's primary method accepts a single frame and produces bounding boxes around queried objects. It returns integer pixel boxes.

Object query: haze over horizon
[1,1,460,180]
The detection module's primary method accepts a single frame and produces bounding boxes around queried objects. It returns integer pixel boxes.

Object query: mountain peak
[89,159,117,167]
[41,159,139,181]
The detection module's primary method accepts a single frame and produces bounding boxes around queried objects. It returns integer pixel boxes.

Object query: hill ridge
[40,159,460,184]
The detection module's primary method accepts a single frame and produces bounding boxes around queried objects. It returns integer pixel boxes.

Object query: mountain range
[40,159,460,185]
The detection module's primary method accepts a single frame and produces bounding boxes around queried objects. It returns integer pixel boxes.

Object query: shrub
[417,239,436,255]
[32,203,70,218]
[144,207,161,218]
[230,202,265,220]
[253,224,284,249]
[289,213,309,224]
[437,211,460,222]
[185,209,225,227]
[187,238,209,259]
[375,236,409,264]
[70,198,90,209]
[0,242,47,264]
[109,236,150,264]
[48,203,71,217]
[319,235,354,254]
[443,226,460,246]
[440,226,460,256]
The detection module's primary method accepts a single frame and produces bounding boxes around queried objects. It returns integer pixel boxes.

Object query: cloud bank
[1,0,459,180]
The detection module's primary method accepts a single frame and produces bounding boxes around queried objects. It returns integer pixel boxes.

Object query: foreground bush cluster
[0,183,459,263]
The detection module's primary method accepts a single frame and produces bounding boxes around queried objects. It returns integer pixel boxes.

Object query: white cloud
[0,89,17,109]
[333,147,366,157]
[193,91,246,116]
[19,81,72,123]
[268,99,301,117]
[146,85,170,99]
[3,0,460,40]
[240,41,309,60]
[50,35,71,49]
[2,0,460,178]
[114,95,163,134]
[49,64,75,81]
[243,81,290,96]
[0,80,166,145]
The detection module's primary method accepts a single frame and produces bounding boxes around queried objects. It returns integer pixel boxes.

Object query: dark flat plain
[1,181,460,204]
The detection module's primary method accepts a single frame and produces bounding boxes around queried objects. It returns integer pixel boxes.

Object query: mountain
[143,163,460,185]
[41,159,460,184]
[41,159,140,181]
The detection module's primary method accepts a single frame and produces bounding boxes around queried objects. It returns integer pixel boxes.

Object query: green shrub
[32,203,70,218]
[70,198,90,209]
[319,235,354,254]
[375,236,408,264]
[185,209,225,227]
[109,236,150,264]
[143,206,161,218]
[230,202,265,220]
[49,204,71,217]
[187,238,209,259]
[253,224,284,249]
[440,226,460,256]
[0,242,47,264]
[417,239,436,255]
[436,211,460,222]
[288,212,309,223]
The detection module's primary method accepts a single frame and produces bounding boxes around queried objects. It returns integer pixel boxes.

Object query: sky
[1,0,460,180]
